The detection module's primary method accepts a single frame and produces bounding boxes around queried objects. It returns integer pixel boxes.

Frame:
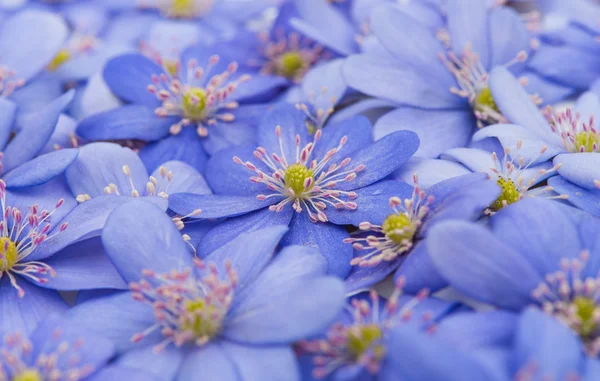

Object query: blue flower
[168,103,419,278]
[343,0,572,158]
[343,173,499,294]
[64,200,345,381]
[428,197,600,357]
[76,47,272,171]
[475,67,600,216]
[299,280,462,381]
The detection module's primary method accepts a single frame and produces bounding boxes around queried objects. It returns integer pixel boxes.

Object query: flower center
[130,258,236,351]
[0,237,17,271]
[12,370,42,381]
[157,0,215,18]
[491,177,520,211]
[574,131,600,153]
[277,52,305,79]
[547,106,600,153]
[347,324,384,360]
[47,49,72,72]
[284,163,315,195]
[381,214,417,245]
[182,87,207,120]
[179,298,222,340]
[473,87,500,115]
[573,296,599,339]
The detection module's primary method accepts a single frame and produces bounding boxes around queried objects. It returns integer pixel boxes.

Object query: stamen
[295,85,337,132]
[234,127,364,223]
[0,65,25,98]
[546,106,600,153]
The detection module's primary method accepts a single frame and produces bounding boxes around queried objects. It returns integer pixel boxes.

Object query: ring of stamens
[345,175,432,267]
[0,65,25,98]
[146,55,249,137]
[234,125,365,223]
[546,106,600,153]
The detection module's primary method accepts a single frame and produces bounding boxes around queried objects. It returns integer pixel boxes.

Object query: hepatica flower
[168,103,419,277]
[65,200,345,381]
[428,198,600,357]
[298,280,462,381]
[343,0,569,158]
[343,173,500,294]
[475,67,600,216]
[76,48,270,172]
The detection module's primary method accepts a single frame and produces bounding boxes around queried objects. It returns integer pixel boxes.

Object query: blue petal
[281,212,353,278]
[41,237,127,291]
[176,344,239,381]
[555,153,600,191]
[427,220,541,310]
[76,73,122,120]
[523,70,576,105]
[375,107,474,158]
[41,114,77,154]
[169,193,271,219]
[488,7,529,67]
[529,45,600,90]
[2,148,78,188]
[66,292,156,352]
[193,207,294,258]
[153,160,211,195]
[103,53,163,108]
[344,256,402,294]
[88,366,162,381]
[201,119,257,156]
[102,199,192,283]
[325,180,413,226]
[9,77,63,118]
[0,10,68,81]
[514,308,583,378]
[221,342,300,381]
[340,130,419,191]
[138,127,208,173]
[442,147,495,173]
[116,345,183,381]
[301,59,347,114]
[394,241,448,294]
[205,226,288,293]
[394,157,471,189]
[491,198,581,274]
[257,103,311,160]
[548,176,600,217]
[436,310,518,350]
[312,115,373,163]
[2,90,74,174]
[447,0,490,68]
[0,278,68,335]
[76,105,176,141]
[66,142,149,199]
[0,97,16,150]
[575,92,600,122]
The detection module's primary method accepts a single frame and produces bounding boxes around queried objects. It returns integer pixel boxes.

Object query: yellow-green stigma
[179,298,221,339]
[491,177,520,211]
[574,131,600,153]
[183,88,207,120]
[277,52,305,79]
[284,163,314,195]
[381,214,417,245]
[170,0,194,17]
[474,87,500,114]
[574,297,599,339]
[0,237,18,271]
[47,49,71,72]
[347,324,385,360]
[12,370,42,381]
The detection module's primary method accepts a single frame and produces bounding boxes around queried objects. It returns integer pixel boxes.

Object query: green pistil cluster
[0,237,17,271]
[277,52,305,79]
[183,88,207,120]
[574,297,599,339]
[474,87,500,114]
[179,298,222,339]
[381,214,417,245]
[284,163,314,195]
[574,131,600,153]
[491,177,520,211]
[170,0,195,17]
[347,324,385,360]
[12,370,43,381]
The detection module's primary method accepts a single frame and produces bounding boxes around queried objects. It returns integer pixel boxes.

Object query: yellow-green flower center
[12,369,42,381]
[0,237,18,271]
[178,298,221,339]
[574,296,599,339]
[474,87,500,114]
[347,324,384,360]
[574,131,600,153]
[491,177,520,211]
[47,49,72,72]
[277,52,305,79]
[381,214,417,245]
[183,88,207,120]
[170,0,194,17]
[284,164,314,195]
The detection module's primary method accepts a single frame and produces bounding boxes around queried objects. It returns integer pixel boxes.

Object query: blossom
[168,103,419,278]
[64,200,345,380]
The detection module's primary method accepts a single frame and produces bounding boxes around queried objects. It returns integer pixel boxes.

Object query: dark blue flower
[428,197,600,357]
[64,199,345,381]
[168,103,419,278]
[343,0,573,158]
